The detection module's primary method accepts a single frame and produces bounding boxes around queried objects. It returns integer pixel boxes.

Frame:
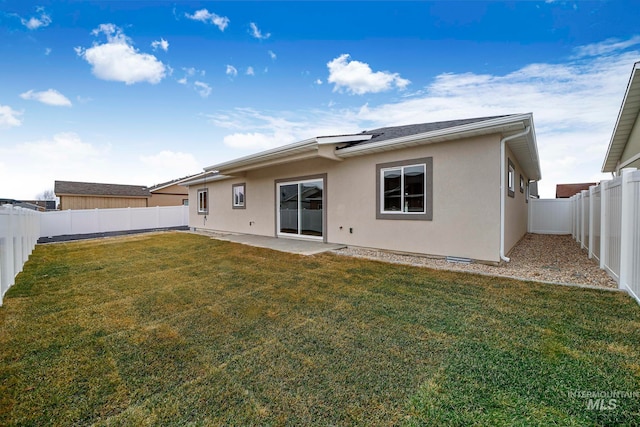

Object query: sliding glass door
[277,178,323,239]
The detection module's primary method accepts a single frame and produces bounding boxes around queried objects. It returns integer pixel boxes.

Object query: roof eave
[602,61,640,173]
[180,173,228,187]
[336,114,532,158]
[203,134,375,174]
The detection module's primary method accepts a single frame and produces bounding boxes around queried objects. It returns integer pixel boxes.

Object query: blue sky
[1,1,639,199]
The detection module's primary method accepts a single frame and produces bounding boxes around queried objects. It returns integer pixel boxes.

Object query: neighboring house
[54,181,150,210]
[182,114,541,264]
[555,183,597,198]
[602,61,640,175]
[0,198,42,211]
[148,176,193,207]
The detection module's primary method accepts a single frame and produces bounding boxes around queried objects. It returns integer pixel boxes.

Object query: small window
[526,181,530,203]
[197,188,208,214]
[520,174,524,193]
[182,199,189,206]
[232,183,246,209]
[376,157,433,221]
[508,159,515,198]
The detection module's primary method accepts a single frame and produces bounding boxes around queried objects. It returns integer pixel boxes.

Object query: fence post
[600,180,608,270]
[619,168,637,291]
[588,185,595,259]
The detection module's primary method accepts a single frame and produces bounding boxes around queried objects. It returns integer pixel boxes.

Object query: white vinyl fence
[40,205,189,238]
[0,205,40,306]
[569,168,640,304]
[528,198,573,234]
[0,205,189,305]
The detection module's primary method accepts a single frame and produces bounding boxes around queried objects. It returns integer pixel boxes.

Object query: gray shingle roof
[343,115,513,148]
[54,181,150,197]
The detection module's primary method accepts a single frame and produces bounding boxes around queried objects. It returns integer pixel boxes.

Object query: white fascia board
[522,115,542,181]
[316,134,373,144]
[602,61,640,173]
[179,173,230,187]
[336,114,532,157]
[203,138,317,172]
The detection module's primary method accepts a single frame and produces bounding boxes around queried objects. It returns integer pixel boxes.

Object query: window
[232,183,246,209]
[519,174,524,193]
[508,159,515,198]
[376,157,433,221]
[197,188,208,214]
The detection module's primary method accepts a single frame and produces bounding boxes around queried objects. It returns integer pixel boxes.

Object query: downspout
[500,126,531,262]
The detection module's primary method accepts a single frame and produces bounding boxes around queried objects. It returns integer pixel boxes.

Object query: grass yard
[0,232,639,426]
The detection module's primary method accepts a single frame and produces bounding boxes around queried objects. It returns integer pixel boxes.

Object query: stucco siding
[504,145,529,254]
[149,183,188,207]
[190,133,503,262]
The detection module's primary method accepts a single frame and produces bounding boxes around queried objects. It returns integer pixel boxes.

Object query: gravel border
[333,234,619,290]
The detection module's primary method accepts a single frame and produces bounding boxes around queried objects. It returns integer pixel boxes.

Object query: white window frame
[197,188,208,214]
[276,177,324,241]
[232,183,245,209]
[380,163,427,215]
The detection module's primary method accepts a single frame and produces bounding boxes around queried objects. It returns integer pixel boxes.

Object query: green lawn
[1,232,639,426]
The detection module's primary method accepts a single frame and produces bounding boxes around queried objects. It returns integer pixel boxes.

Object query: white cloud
[208,108,362,151]
[185,9,229,31]
[75,24,166,85]
[177,68,211,97]
[315,79,323,85]
[573,35,640,58]
[249,22,270,40]
[208,45,640,197]
[0,104,23,128]
[194,81,212,98]
[20,7,51,30]
[20,89,72,107]
[45,48,52,55]
[18,132,107,161]
[246,66,255,76]
[0,132,114,199]
[226,65,238,78]
[327,54,411,95]
[0,133,203,199]
[268,50,277,60]
[151,38,169,52]
[140,150,200,174]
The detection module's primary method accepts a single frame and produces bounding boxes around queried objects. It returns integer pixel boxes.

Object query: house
[182,113,541,264]
[555,183,597,198]
[602,61,640,175]
[54,181,151,210]
[54,175,200,210]
[0,198,43,211]
[148,177,192,207]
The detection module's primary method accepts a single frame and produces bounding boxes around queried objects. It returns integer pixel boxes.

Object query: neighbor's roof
[54,181,150,197]
[555,183,597,198]
[602,61,640,173]
[203,113,541,181]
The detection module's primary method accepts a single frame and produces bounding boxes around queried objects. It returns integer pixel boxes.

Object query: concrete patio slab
[192,230,346,255]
